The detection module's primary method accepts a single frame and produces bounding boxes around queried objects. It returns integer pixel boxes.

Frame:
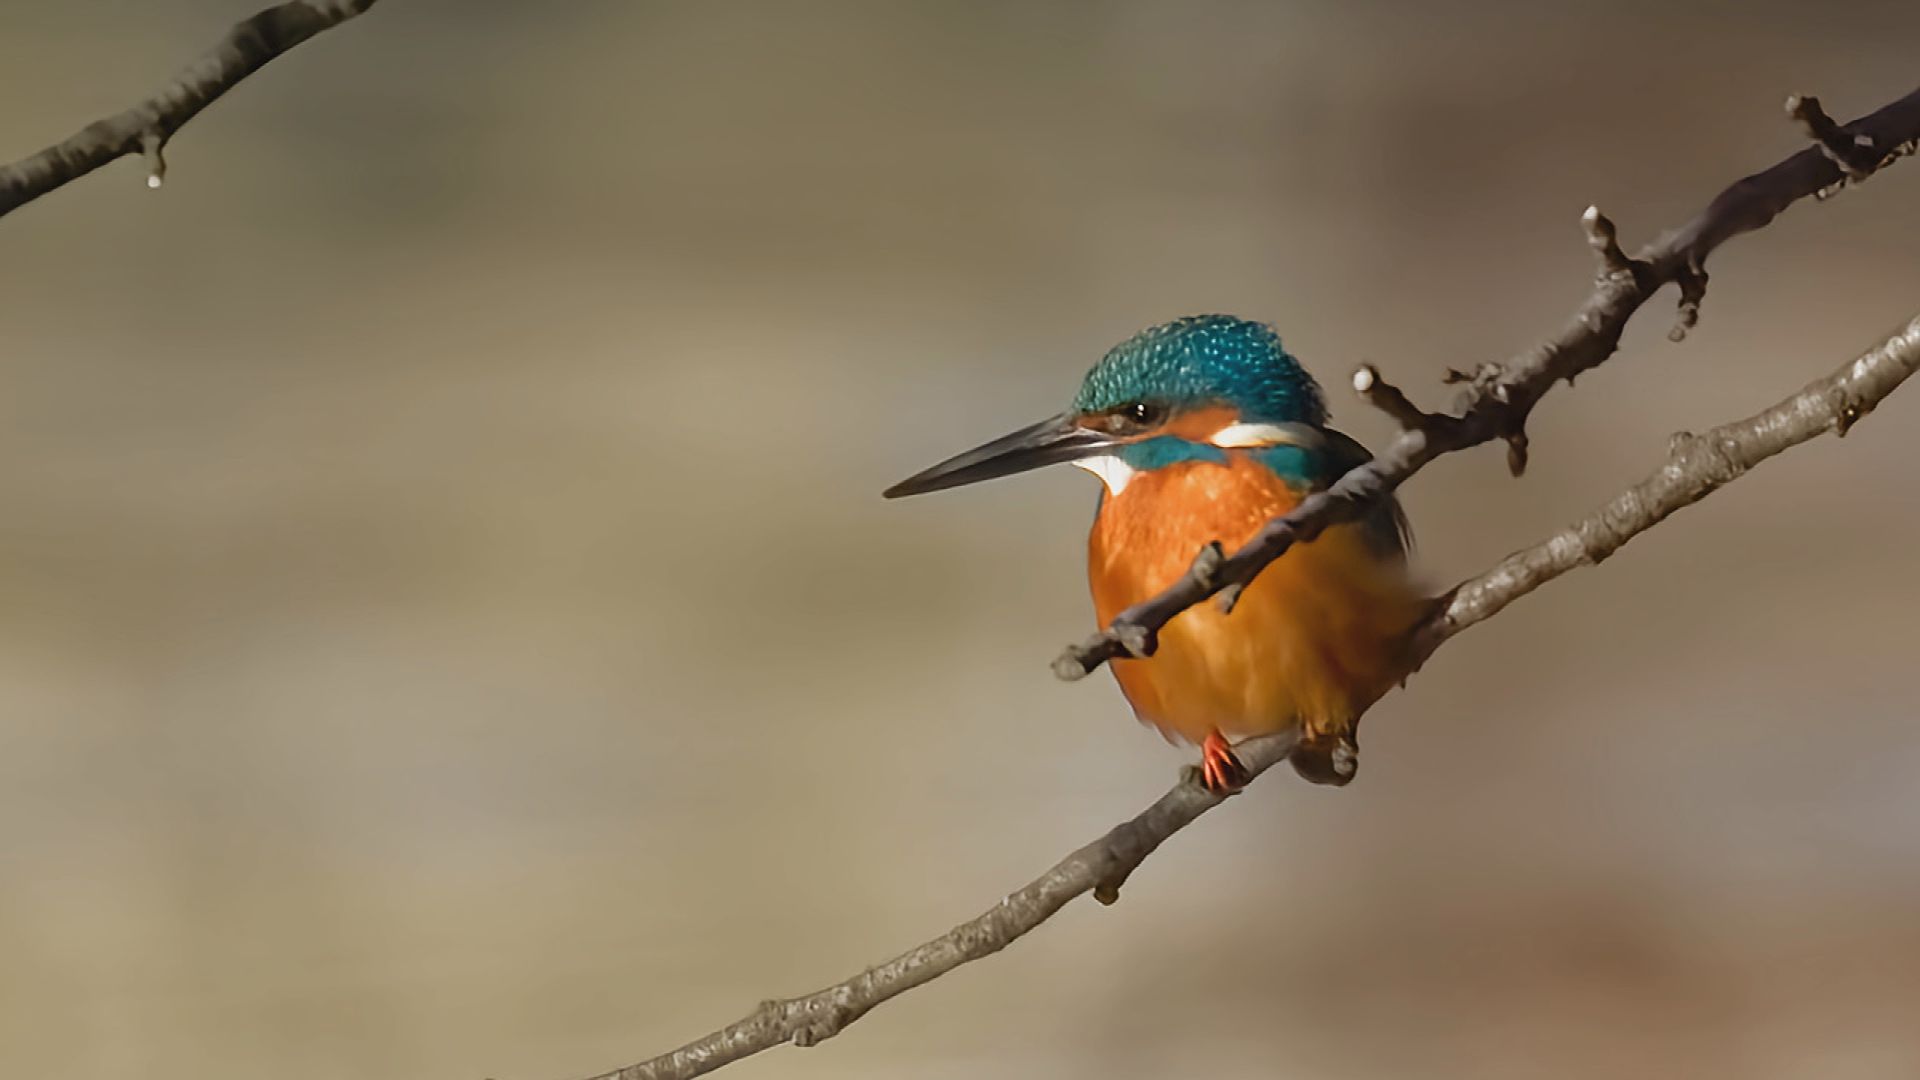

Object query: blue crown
[1072,315,1326,425]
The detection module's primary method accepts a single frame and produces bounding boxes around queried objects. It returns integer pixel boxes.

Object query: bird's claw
[1199,730,1249,794]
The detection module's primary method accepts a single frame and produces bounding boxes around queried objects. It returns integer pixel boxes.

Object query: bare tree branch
[0,0,380,220]
[595,307,1920,1076]
[1786,94,1889,179]
[590,312,1920,1080]
[1417,312,1920,661]
[585,729,1296,1080]
[14,18,1898,1072]
[1053,84,1920,681]
[585,728,1299,1080]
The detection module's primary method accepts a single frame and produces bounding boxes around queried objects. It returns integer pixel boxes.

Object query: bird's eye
[1095,401,1166,435]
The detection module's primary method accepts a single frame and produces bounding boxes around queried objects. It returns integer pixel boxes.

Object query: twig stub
[1580,204,1637,280]
[1787,93,1881,179]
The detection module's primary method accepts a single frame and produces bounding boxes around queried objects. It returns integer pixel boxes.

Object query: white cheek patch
[1071,454,1138,495]
[1208,422,1302,448]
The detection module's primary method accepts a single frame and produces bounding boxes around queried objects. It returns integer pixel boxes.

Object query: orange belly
[1087,455,1424,747]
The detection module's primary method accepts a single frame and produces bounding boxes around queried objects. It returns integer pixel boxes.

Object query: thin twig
[1053,84,1920,680]
[0,0,380,220]
[587,312,1920,1080]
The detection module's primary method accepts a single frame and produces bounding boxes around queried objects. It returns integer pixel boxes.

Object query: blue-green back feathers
[1315,428,1413,560]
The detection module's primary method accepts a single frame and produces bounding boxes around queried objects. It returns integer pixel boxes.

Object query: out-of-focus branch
[0,0,380,220]
[1053,84,1920,680]
[588,311,1920,1080]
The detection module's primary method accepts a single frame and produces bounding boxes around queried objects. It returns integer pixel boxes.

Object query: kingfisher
[885,315,1426,792]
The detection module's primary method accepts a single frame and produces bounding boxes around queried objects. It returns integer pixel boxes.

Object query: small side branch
[1352,364,1444,433]
[0,0,381,220]
[590,314,1920,1080]
[1054,83,1920,680]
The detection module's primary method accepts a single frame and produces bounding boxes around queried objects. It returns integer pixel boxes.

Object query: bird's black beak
[884,412,1117,498]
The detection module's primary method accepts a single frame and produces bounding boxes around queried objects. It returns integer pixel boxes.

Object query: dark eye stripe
[1083,401,1168,437]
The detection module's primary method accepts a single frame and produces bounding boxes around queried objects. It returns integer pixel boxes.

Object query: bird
[884,314,1426,792]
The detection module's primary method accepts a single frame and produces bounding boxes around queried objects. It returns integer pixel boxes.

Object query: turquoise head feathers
[1073,315,1327,427]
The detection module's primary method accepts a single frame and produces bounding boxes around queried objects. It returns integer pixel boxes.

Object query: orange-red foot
[1199,730,1249,794]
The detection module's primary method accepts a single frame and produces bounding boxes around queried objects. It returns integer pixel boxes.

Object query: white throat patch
[1071,454,1138,496]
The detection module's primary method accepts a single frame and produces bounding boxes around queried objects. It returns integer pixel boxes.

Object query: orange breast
[1087,454,1424,746]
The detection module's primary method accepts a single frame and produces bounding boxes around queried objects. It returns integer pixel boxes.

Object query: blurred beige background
[1,2,1918,1078]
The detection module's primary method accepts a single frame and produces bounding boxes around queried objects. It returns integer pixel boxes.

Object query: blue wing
[1243,426,1412,561]
[1320,427,1412,561]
